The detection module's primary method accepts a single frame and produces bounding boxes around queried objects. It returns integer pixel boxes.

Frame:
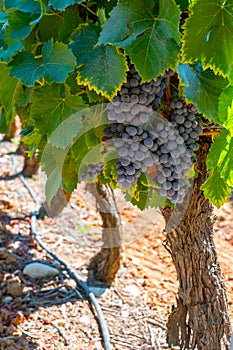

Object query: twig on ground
[147,317,167,330]
[111,339,142,349]
[148,324,156,349]
[51,320,70,345]
[113,288,127,303]
[17,325,40,339]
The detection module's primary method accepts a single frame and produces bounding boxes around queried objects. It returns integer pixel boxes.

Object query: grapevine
[0,0,233,348]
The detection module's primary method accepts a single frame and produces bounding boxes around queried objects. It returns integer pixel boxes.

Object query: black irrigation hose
[4,141,112,350]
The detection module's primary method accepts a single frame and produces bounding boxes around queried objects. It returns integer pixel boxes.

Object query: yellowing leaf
[201,168,231,208]
[182,0,233,77]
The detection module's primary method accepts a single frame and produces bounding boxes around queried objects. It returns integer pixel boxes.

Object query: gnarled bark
[163,136,231,349]
[87,182,121,285]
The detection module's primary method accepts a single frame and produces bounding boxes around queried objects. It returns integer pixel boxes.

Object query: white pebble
[23,262,59,279]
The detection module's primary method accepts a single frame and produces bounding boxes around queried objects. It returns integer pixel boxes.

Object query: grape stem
[164,75,172,101]
[199,131,220,136]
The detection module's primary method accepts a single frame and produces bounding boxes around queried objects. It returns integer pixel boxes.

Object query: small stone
[52,260,62,269]
[124,285,142,297]
[2,296,13,303]
[0,248,8,259]
[79,316,90,324]
[6,278,23,297]
[5,254,18,265]
[23,262,59,279]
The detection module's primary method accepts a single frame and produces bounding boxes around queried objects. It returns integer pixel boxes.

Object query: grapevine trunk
[87,182,121,284]
[163,136,231,349]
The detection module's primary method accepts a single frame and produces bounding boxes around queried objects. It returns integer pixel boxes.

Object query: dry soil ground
[0,137,233,350]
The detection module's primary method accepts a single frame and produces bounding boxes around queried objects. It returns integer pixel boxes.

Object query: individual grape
[140,113,150,123]
[157,174,166,184]
[130,78,139,87]
[144,137,154,149]
[175,115,185,124]
[163,181,172,190]
[172,181,180,191]
[126,125,137,136]
[159,187,167,196]
[184,120,192,128]
[130,94,139,104]
[121,181,131,189]
[144,157,154,167]
[175,101,183,109]
[128,148,135,158]
[135,151,145,161]
[167,140,177,151]
[126,174,135,183]
[118,146,128,157]
[113,138,124,147]
[81,162,104,181]
[160,130,168,139]
[131,143,140,151]
[162,168,172,177]
[121,158,131,167]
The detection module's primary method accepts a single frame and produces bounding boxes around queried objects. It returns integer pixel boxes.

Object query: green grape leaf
[147,189,166,209]
[178,64,228,122]
[49,110,89,150]
[4,0,41,12]
[38,14,63,42]
[182,0,233,77]
[218,136,233,186]
[130,174,151,210]
[41,142,67,177]
[41,39,76,84]
[70,24,127,98]
[78,45,127,99]
[206,129,229,170]
[0,62,23,122]
[49,0,85,11]
[206,129,233,186]
[84,127,101,149]
[86,88,104,103]
[6,1,43,40]
[218,86,233,134]
[9,39,76,86]
[7,10,39,39]
[101,159,118,188]
[21,129,42,158]
[62,153,78,193]
[30,83,85,136]
[58,6,82,43]
[0,37,23,62]
[0,108,10,134]
[0,11,7,21]
[98,0,180,81]
[98,0,156,45]
[201,167,231,208]
[9,51,42,86]
[69,24,101,57]
[175,0,190,11]
[45,167,62,207]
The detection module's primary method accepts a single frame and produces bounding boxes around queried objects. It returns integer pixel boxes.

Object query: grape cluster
[107,64,174,126]
[151,120,193,203]
[104,123,154,189]
[170,99,203,157]
[81,162,104,181]
[105,64,174,189]
[104,63,202,204]
[104,118,192,202]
